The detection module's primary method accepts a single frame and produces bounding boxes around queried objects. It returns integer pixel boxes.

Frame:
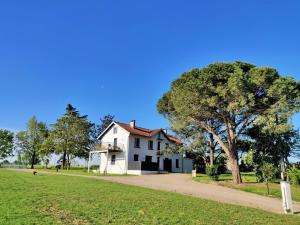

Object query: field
[1,169,300,225]
[193,172,300,201]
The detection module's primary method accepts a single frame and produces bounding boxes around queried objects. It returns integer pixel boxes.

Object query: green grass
[36,167,132,176]
[193,173,300,202]
[0,169,299,225]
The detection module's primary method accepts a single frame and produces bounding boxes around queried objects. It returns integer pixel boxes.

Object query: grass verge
[193,172,300,202]
[0,169,299,225]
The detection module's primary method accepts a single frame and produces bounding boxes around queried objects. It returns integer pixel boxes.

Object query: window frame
[113,127,118,134]
[176,159,179,168]
[148,140,153,150]
[134,137,140,148]
[157,141,161,150]
[134,154,139,161]
[111,155,116,165]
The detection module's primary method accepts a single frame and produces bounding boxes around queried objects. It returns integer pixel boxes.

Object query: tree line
[0,104,114,169]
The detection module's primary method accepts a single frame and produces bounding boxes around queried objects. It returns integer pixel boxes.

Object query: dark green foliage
[287,166,300,186]
[89,165,99,170]
[43,104,94,169]
[0,129,14,160]
[97,114,114,136]
[205,165,220,180]
[15,116,48,169]
[157,61,300,184]
[247,125,300,169]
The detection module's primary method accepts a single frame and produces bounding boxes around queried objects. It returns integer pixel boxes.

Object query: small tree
[259,162,277,195]
[0,129,14,160]
[15,116,48,169]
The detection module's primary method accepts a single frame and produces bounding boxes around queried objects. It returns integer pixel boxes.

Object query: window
[145,155,152,163]
[157,141,161,150]
[148,140,153,150]
[113,127,118,134]
[113,138,117,147]
[176,159,179,168]
[134,154,139,161]
[134,138,140,148]
[111,155,116,165]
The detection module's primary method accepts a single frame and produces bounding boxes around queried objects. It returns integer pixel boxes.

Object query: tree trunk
[31,150,35,169]
[67,153,70,170]
[209,134,214,166]
[228,151,242,184]
[62,150,66,169]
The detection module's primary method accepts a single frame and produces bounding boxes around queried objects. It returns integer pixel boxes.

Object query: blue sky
[0,0,300,131]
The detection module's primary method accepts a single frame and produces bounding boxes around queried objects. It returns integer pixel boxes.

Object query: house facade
[90,120,193,175]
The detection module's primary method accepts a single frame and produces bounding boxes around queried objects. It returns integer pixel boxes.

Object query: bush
[205,165,219,180]
[288,166,300,186]
[90,165,99,170]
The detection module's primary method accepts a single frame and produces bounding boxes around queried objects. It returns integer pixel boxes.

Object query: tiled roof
[115,121,182,144]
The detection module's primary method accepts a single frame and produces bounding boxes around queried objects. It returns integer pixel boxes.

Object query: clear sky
[1,0,300,132]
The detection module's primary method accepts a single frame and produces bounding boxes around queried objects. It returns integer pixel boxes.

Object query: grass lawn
[0,169,299,225]
[193,172,300,202]
[36,167,131,176]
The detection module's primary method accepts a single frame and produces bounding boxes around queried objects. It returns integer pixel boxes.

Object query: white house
[88,120,193,175]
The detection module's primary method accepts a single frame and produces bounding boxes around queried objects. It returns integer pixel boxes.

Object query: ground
[1,169,300,225]
[193,172,300,201]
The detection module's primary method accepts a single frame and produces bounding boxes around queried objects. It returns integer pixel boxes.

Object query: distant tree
[44,104,93,169]
[0,129,14,160]
[169,119,223,166]
[15,116,48,169]
[96,114,114,137]
[158,62,300,184]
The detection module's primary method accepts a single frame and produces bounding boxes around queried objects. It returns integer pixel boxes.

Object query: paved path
[7,169,300,214]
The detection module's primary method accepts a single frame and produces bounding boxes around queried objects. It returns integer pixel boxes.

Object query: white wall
[128,131,187,173]
[99,123,130,174]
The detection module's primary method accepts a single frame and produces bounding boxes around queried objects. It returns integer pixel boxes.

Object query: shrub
[90,165,99,170]
[205,165,219,180]
[288,166,300,186]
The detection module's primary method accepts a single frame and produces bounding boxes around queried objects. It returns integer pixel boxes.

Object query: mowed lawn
[193,173,300,202]
[0,170,299,225]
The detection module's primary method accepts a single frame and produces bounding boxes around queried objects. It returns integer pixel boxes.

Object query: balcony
[95,142,124,153]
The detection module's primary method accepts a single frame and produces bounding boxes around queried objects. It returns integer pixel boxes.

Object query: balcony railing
[95,142,125,152]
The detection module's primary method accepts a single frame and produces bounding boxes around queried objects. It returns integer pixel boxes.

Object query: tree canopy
[43,104,93,169]
[15,116,48,168]
[158,61,300,184]
[0,129,14,160]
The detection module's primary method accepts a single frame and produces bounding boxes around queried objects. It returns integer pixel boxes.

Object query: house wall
[128,131,187,173]
[99,123,129,174]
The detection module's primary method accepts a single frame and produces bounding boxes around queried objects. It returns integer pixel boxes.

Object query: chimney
[130,120,136,128]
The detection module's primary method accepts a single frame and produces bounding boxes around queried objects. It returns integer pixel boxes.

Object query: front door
[145,155,152,163]
[163,158,172,172]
